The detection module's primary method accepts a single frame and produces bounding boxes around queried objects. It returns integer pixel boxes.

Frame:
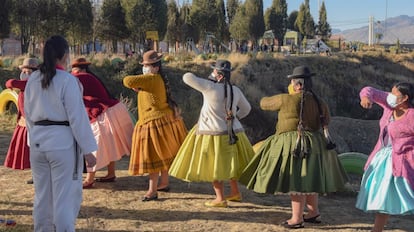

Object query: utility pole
[384,0,388,39]
[368,16,374,46]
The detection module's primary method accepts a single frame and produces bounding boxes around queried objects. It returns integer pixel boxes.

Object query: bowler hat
[287,66,315,79]
[19,58,39,70]
[140,50,163,65]
[71,57,91,68]
[211,60,232,72]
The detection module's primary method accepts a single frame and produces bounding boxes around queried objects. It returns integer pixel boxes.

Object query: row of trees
[0,0,331,55]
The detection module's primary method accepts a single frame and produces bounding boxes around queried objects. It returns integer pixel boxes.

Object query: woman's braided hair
[152,61,180,115]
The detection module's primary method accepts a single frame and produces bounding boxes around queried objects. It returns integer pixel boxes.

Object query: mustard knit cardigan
[123,73,173,125]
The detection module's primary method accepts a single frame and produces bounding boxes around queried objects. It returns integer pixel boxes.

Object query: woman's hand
[360,96,373,109]
[132,88,141,93]
[84,153,96,168]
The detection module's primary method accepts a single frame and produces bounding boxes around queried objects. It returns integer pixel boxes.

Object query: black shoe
[27,179,33,184]
[281,221,304,229]
[142,194,158,202]
[157,186,170,192]
[303,214,321,224]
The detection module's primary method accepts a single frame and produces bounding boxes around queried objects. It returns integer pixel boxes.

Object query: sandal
[303,214,321,224]
[281,221,304,229]
[83,181,95,189]
[95,176,116,182]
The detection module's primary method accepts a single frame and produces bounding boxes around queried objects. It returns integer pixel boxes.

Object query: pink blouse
[360,86,414,189]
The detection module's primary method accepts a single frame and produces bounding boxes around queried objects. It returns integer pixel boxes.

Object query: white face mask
[142,66,152,75]
[20,72,30,80]
[208,72,216,81]
[386,93,399,108]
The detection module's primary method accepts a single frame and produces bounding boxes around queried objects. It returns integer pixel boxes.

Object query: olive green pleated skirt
[239,131,349,194]
[169,126,255,182]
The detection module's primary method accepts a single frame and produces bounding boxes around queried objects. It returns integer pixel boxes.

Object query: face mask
[142,66,151,75]
[20,72,30,80]
[208,72,216,81]
[386,93,399,108]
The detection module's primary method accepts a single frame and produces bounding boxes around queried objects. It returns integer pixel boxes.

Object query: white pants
[31,146,83,232]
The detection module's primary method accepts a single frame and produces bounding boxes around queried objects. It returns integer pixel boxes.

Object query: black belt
[34,120,69,126]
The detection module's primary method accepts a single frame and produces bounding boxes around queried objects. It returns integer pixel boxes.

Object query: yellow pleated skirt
[128,114,187,175]
[169,126,255,182]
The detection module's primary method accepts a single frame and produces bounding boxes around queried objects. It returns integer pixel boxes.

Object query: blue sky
[263,0,414,31]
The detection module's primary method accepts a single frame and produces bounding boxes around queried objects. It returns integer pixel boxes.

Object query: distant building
[282,30,300,53]
[2,38,21,56]
[284,31,300,47]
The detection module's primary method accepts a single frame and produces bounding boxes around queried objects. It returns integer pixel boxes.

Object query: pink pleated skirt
[87,102,134,172]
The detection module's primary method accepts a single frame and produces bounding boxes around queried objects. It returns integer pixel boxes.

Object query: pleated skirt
[88,102,134,172]
[4,121,30,170]
[169,126,255,182]
[239,130,349,194]
[356,146,414,215]
[129,114,187,175]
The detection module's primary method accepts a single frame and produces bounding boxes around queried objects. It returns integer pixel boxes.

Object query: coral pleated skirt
[88,102,134,172]
[4,117,30,170]
[169,126,255,182]
[128,114,187,175]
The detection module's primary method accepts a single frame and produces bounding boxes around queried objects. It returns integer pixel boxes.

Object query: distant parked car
[302,39,331,56]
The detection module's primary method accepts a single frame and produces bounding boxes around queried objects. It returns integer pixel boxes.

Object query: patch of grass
[0,114,16,133]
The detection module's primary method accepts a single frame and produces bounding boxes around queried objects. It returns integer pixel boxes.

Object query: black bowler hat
[211,60,232,72]
[287,66,315,79]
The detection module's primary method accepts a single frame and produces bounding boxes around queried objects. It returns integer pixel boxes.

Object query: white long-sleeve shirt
[183,72,251,135]
[24,69,97,155]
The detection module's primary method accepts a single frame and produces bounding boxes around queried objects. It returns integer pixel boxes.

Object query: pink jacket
[360,86,414,189]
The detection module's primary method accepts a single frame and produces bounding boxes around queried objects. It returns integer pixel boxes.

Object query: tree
[96,0,129,53]
[229,5,249,46]
[295,0,315,39]
[123,0,167,51]
[287,10,298,31]
[10,0,42,54]
[215,0,229,45]
[189,0,218,43]
[244,0,265,44]
[165,0,181,52]
[226,0,239,25]
[36,0,66,39]
[151,0,168,41]
[264,0,287,47]
[63,0,93,54]
[316,1,331,41]
[0,0,11,55]
[179,3,197,47]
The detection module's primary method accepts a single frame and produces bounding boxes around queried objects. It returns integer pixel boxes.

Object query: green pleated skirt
[169,126,255,182]
[239,131,349,194]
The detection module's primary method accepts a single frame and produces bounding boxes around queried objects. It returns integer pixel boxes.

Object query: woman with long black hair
[239,66,348,229]
[357,82,414,232]
[169,60,254,207]
[24,35,96,231]
[123,50,187,201]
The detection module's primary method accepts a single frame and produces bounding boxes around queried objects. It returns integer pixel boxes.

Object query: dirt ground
[0,131,413,232]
